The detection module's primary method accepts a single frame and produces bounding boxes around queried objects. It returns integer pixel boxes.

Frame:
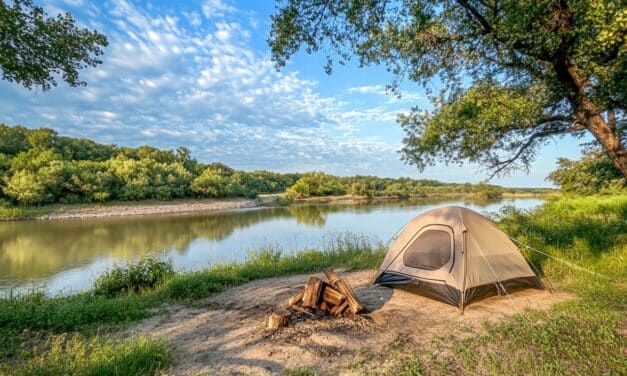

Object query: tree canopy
[269,0,627,179]
[0,0,108,90]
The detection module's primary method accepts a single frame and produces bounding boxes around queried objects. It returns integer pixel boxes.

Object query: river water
[0,197,543,295]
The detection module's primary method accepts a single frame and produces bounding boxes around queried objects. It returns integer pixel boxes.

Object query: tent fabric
[372,206,540,310]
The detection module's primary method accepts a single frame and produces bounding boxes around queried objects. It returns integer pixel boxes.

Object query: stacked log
[266,268,363,329]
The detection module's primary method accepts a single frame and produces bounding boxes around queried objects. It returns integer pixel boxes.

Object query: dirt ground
[129,270,573,375]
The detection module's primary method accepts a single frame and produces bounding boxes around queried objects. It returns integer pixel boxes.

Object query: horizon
[0,0,592,188]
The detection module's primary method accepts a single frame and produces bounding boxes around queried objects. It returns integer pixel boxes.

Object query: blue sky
[0,0,590,187]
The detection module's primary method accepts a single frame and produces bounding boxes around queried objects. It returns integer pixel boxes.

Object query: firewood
[302,276,324,308]
[322,285,345,306]
[288,291,304,306]
[334,301,349,316]
[289,304,316,317]
[323,268,363,314]
[266,309,291,329]
[319,301,329,312]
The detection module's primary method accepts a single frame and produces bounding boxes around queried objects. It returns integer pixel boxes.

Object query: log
[288,291,304,306]
[323,268,363,314]
[289,304,316,318]
[266,309,291,329]
[334,301,349,316]
[319,301,329,312]
[302,276,324,308]
[322,285,345,306]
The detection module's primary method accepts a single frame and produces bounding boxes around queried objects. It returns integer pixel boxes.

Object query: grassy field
[0,195,625,375]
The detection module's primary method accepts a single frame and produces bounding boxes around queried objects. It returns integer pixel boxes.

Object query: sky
[0,0,591,187]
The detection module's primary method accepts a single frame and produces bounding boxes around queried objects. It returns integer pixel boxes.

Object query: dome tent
[372,206,541,312]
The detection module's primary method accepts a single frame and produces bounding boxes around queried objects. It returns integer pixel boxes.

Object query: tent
[372,206,541,312]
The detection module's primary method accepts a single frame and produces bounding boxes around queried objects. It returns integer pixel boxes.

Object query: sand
[127,270,572,375]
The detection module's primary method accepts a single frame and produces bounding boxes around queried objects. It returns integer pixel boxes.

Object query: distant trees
[285,172,512,199]
[0,124,546,206]
[548,149,625,195]
[0,124,302,205]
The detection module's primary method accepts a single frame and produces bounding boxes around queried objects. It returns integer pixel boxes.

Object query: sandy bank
[35,198,263,220]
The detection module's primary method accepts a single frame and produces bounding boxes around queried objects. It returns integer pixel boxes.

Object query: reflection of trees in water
[0,196,508,283]
[0,208,292,281]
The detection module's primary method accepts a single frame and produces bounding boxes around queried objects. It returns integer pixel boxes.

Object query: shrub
[94,257,174,297]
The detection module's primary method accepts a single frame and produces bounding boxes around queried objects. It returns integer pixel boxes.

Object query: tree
[0,0,108,90]
[269,1,627,179]
[548,148,624,194]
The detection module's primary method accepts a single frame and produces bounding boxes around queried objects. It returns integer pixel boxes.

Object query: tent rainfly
[372,206,541,312]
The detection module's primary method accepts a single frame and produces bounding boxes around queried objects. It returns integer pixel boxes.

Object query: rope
[509,237,612,281]
[468,235,528,320]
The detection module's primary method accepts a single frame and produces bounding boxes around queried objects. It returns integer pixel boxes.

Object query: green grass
[0,334,170,376]
[0,205,54,220]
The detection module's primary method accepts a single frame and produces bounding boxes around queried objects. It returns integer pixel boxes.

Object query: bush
[94,257,174,297]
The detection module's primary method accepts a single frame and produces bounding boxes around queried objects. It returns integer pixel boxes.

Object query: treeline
[0,125,300,205]
[0,125,548,206]
[284,172,541,199]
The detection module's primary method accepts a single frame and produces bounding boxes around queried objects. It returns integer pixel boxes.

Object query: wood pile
[266,268,364,330]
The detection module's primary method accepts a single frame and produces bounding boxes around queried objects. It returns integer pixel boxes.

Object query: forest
[0,124,550,207]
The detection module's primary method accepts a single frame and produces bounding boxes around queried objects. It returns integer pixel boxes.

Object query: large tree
[0,0,107,90]
[269,0,627,179]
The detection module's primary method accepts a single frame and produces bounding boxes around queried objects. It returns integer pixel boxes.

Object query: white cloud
[201,0,236,18]
[0,0,424,178]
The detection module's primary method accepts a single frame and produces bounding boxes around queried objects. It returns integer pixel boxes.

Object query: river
[0,197,543,295]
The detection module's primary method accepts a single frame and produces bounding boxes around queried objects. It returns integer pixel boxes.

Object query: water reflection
[0,197,543,295]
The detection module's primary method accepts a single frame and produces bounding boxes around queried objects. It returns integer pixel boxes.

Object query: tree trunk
[557,62,627,179]
[582,108,627,179]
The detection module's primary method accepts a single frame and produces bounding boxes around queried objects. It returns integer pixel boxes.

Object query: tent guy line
[510,237,612,281]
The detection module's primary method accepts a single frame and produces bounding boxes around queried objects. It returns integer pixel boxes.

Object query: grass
[0,334,170,376]
[0,205,54,220]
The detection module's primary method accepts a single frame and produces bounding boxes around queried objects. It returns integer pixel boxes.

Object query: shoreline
[31,198,262,221]
[0,192,552,221]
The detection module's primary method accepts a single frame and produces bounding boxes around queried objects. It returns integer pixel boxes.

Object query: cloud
[201,0,236,18]
[0,0,426,178]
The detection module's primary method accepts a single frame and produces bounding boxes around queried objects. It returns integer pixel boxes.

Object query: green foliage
[94,257,175,298]
[269,0,627,178]
[548,149,625,195]
[286,173,512,199]
[286,172,346,198]
[0,0,108,90]
[1,334,170,376]
[0,124,304,208]
[161,234,384,300]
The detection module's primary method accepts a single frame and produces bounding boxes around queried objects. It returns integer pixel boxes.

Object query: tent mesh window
[403,229,451,270]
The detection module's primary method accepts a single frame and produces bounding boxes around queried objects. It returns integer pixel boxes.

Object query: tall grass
[162,234,384,300]
[0,334,170,376]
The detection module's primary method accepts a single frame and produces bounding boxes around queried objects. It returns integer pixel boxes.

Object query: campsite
[0,0,625,375]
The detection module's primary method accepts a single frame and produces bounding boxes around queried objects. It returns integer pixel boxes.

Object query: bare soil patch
[128,270,572,375]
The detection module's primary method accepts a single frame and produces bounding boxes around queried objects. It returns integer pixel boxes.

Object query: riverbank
[0,197,263,221]
[0,192,553,221]
[0,195,624,375]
